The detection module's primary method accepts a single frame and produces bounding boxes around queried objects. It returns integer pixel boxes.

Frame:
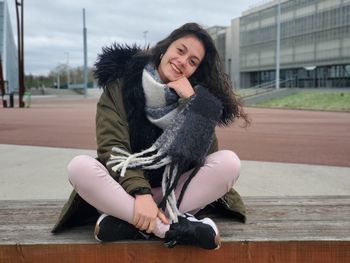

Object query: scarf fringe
[108,145,182,222]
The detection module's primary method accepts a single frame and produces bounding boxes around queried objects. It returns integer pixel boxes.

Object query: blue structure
[0,0,18,93]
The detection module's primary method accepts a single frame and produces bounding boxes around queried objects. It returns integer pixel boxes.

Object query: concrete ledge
[1,196,349,262]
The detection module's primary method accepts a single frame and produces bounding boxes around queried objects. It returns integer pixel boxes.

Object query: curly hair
[149,22,250,126]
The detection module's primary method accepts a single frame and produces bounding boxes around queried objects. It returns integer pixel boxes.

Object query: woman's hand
[167,76,194,98]
[133,194,169,233]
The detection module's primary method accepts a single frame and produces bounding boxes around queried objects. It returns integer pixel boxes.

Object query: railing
[238,78,293,98]
[68,84,86,89]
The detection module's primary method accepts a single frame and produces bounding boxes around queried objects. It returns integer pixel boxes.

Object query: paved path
[1,144,349,200]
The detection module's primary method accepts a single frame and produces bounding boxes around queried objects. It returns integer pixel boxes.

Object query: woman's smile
[170,62,182,75]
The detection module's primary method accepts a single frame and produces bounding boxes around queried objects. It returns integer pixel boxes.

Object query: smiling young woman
[52,23,249,250]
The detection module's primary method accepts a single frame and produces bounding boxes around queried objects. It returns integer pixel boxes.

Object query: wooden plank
[0,196,349,244]
[1,196,350,262]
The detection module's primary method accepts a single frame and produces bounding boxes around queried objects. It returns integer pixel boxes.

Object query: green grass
[254,91,350,112]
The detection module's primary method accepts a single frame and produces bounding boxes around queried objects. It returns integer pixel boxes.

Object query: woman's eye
[177,48,183,53]
[190,60,197,66]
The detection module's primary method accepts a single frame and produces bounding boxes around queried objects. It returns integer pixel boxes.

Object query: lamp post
[143,30,148,47]
[56,65,60,90]
[65,52,70,89]
[83,8,88,97]
[0,56,6,107]
[15,0,25,107]
[275,0,281,90]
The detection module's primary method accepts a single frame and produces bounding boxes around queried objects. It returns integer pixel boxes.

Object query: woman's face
[158,35,205,83]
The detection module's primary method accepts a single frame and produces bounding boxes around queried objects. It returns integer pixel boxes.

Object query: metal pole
[0,56,6,108]
[143,30,148,48]
[57,72,60,90]
[16,0,25,107]
[275,0,281,90]
[65,52,70,88]
[15,1,20,102]
[83,8,88,97]
[21,0,24,99]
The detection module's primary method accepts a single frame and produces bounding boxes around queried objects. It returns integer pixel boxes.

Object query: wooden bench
[1,196,349,263]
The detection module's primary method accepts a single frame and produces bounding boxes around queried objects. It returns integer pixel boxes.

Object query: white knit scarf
[142,63,182,129]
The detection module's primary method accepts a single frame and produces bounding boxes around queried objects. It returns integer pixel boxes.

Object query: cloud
[6,0,253,75]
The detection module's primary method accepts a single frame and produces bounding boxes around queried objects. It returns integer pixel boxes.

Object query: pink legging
[68,150,240,238]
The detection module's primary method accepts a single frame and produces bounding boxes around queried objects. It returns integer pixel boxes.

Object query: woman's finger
[135,216,145,229]
[140,218,150,231]
[157,210,169,224]
[146,220,156,233]
[133,212,140,226]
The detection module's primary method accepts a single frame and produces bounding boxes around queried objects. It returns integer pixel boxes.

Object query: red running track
[1,97,349,167]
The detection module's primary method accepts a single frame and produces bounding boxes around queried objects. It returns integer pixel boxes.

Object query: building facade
[209,0,350,89]
[0,0,18,93]
[206,26,227,62]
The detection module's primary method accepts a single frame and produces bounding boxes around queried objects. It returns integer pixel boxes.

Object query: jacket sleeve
[96,84,152,194]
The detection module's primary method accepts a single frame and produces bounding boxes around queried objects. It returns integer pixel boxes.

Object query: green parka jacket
[52,46,246,233]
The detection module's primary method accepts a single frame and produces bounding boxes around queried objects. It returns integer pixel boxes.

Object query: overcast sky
[6,0,258,75]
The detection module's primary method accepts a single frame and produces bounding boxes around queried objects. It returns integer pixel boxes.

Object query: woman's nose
[178,56,187,67]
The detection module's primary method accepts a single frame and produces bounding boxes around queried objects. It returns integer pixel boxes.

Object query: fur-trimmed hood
[94,43,145,88]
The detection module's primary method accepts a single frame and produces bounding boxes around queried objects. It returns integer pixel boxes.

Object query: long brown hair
[150,22,250,126]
